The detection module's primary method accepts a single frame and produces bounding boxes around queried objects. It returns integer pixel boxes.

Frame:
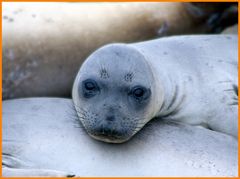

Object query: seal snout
[93,121,124,140]
[105,115,115,122]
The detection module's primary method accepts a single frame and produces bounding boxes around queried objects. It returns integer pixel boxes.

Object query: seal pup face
[73,44,158,143]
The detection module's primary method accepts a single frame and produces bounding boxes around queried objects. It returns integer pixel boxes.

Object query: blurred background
[2,2,238,100]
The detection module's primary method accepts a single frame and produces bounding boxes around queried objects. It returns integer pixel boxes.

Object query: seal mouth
[88,129,129,143]
[92,130,124,140]
[90,133,128,143]
[95,134,122,140]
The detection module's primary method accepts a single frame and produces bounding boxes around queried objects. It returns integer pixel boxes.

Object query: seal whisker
[74,107,87,114]
[73,108,87,116]
[72,103,88,113]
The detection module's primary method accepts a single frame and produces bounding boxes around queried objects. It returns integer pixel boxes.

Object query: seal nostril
[106,116,115,122]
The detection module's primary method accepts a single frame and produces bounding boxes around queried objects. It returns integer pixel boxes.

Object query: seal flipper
[3,168,75,177]
[2,153,75,177]
[2,153,30,168]
[223,84,238,106]
[207,82,238,138]
[231,84,238,105]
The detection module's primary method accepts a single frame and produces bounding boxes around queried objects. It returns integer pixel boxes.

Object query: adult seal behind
[3,2,193,99]
[72,35,238,143]
[3,2,236,99]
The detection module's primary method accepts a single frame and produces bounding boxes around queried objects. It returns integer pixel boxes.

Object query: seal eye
[133,88,144,98]
[85,81,95,90]
[82,79,99,98]
[130,86,150,102]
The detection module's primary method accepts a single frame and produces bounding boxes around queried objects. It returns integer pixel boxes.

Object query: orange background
[0,1,239,179]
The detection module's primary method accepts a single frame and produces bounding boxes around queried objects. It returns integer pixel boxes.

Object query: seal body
[3,2,196,99]
[3,98,238,177]
[4,2,234,99]
[72,35,238,143]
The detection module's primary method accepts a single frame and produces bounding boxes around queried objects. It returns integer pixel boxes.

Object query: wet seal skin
[73,35,238,143]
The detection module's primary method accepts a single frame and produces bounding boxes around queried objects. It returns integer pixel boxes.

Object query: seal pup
[3,98,238,177]
[72,35,238,143]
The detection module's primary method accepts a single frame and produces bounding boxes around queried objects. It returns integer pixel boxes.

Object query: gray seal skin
[2,98,238,177]
[72,35,238,143]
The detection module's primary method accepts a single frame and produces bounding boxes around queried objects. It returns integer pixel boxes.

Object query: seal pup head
[72,44,161,143]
